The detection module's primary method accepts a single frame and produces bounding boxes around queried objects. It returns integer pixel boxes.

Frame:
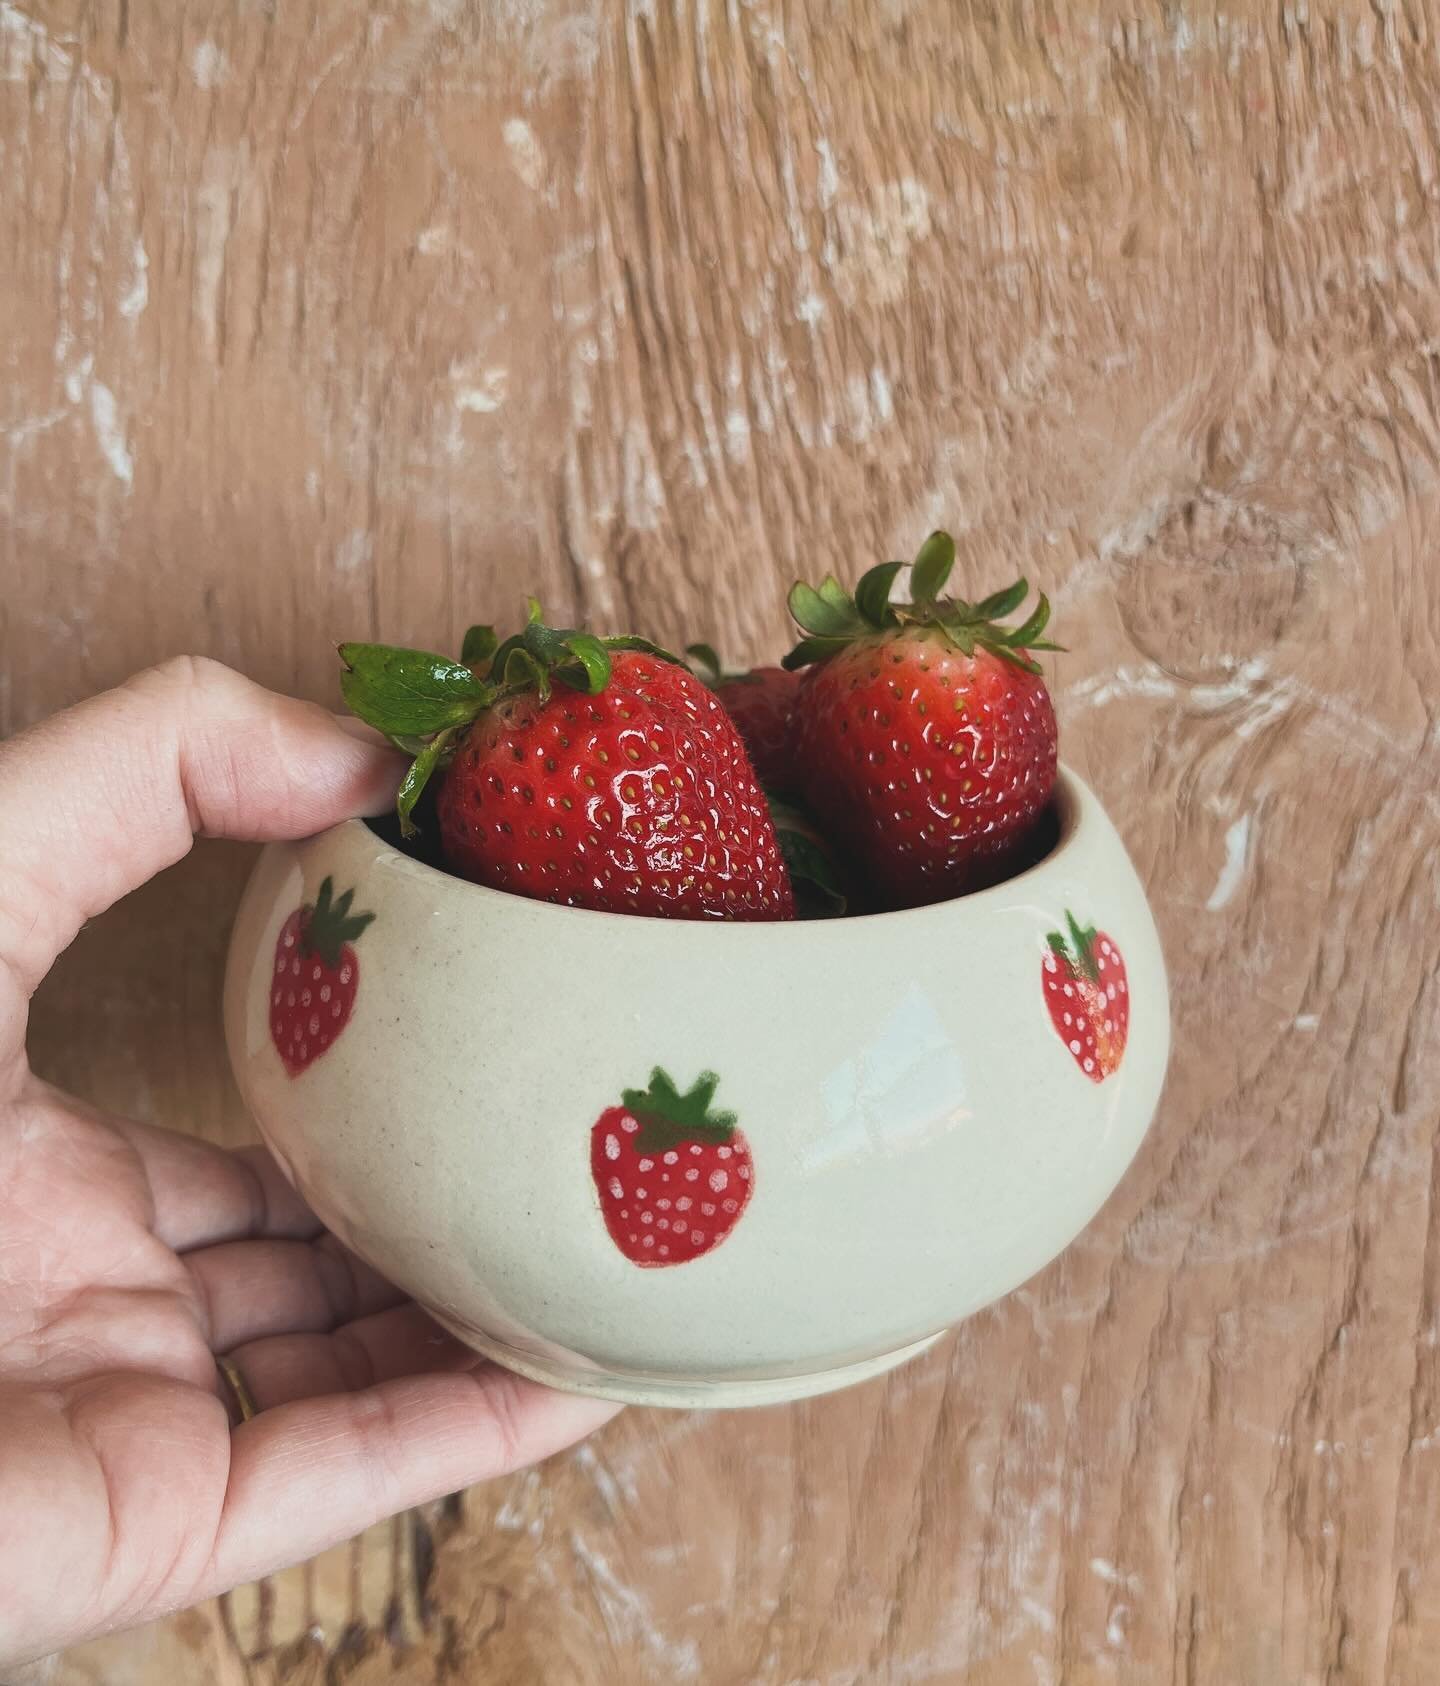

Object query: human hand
[0,659,619,1667]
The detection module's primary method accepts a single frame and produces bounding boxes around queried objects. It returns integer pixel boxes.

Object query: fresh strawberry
[269,877,374,1075]
[590,1068,753,1266]
[1043,912,1129,1081]
[339,611,794,921]
[687,644,801,795]
[783,532,1061,907]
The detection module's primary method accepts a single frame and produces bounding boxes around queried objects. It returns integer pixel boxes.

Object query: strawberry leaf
[854,560,906,629]
[971,579,1028,621]
[300,876,376,967]
[909,530,957,604]
[397,724,458,838]
[461,624,498,667]
[339,643,494,738]
[788,578,862,638]
[685,643,725,685]
[557,632,612,694]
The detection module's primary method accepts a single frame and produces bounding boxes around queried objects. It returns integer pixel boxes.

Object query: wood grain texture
[6,0,1440,1679]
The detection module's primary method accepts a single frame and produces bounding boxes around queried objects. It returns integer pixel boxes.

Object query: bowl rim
[329,764,1098,936]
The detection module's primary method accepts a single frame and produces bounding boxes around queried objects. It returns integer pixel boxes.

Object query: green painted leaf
[338,643,492,737]
[621,1067,739,1153]
[909,530,957,603]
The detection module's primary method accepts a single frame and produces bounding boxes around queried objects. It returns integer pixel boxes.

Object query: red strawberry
[269,877,374,1075]
[339,614,794,921]
[784,532,1060,907]
[1042,912,1129,1081]
[590,1068,753,1266]
[687,645,801,794]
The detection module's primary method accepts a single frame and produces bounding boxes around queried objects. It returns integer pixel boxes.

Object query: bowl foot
[424,1314,950,1410]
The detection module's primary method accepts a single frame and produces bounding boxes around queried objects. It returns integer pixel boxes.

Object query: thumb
[0,657,404,997]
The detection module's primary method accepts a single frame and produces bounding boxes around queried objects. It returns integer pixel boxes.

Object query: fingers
[188,1235,404,1352]
[112,1121,320,1251]
[222,1303,476,1409]
[205,1364,621,1596]
[0,656,405,996]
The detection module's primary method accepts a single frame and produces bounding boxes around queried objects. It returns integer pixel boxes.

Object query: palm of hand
[0,661,616,1667]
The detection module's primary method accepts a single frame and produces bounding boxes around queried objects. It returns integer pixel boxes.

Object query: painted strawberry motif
[1042,912,1129,1081]
[590,1069,753,1266]
[269,877,375,1076]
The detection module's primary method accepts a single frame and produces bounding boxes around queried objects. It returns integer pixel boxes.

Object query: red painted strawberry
[1042,912,1129,1081]
[269,877,375,1075]
[590,1068,753,1265]
[784,531,1061,908]
[339,611,794,921]
[687,644,801,795]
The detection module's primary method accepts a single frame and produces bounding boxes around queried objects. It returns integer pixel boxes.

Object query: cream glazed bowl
[223,768,1168,1409]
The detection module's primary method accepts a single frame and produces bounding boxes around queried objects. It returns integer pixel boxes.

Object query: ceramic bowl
[223,768,1168,1408]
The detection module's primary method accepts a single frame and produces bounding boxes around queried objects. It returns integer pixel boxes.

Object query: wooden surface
[6,0,1440,1679]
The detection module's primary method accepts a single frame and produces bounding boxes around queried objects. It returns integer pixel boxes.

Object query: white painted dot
[301,989,312,1007]
[283,932,295,948]
[1083,1058,1094,1072]
[658,1245,669,1256]
[340,965,352,984]
[287,992,296,1006]
[608,1176,622,1197]
[1043,953,1056,972]
[1119,980,1127,994]
[738,1165,750,1180]
[620,1208,628,1218]
[275,957,286,974]
[641,1211,653,1225]
[656,1218,669,1231]
[1069,1038,1081,1054]
[657,1198,671,1210]
[1097,955,1107,972]
[1063,984,1073,998]
[628,1233,637,1242]
[701,1202,716,1216]
[1108,983,1117,1000]
[272,990,281,1005]
[635,1188,647,1200]
[643,1235,654,1248]
[312,964,322,981]
[685,1168,699,1182]
[1104,1019,1113,1033]
[692,1230,706,1245]
[676,1196,693,1211]
[709,1169,728,1192]
[320,984,331,1003]
[663,1151,678,1164]
[309,1014,320,1034]
[639,1157,654,1171]
[673,1220,688,1235]
[291,958,301,976]
[717,1146,732,1160]
[722,1198,737,1213]
[331,1002,341,1018]
[299,1043,308,1060]
[604,1134,620,1161]
[1101,940,1112,955]
[689,1144,702,1155]
[1063,1012,1072,1026]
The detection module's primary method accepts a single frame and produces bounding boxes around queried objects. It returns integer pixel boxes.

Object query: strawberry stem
[1046,909,1101,982]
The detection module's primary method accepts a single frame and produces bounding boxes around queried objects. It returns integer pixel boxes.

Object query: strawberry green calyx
[684,643,759,688]
[1048,910,1102,983]
[339,606,682,837]
[300,876,375,967]
[622,1068,738,1155]
[781,529,1064,676]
